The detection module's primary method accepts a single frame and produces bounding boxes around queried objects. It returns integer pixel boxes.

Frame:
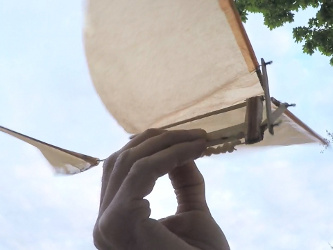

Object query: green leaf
[234,0,333,66]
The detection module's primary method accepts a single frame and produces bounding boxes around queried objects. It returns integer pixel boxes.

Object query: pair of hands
[93,129,230,250]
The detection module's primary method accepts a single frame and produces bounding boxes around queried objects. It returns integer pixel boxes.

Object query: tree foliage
[235,0,333,65]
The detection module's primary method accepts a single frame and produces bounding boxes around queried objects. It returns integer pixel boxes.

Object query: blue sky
[0,1,332,249]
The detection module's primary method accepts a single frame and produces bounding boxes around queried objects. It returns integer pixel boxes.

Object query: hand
[93,129,230,250]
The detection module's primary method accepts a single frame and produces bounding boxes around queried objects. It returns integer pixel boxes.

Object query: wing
[0,126,100,174]
[84,0,326,153]
[84,0,263,133]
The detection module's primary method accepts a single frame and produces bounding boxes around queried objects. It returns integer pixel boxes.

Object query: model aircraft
[0,0,326,174]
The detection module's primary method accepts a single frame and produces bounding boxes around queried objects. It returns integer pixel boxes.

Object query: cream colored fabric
[161,101,322,146]
[84,0,263,133]
[83,0,325,151]
[254,109,319,147]
[163,104,247,133]
[0,126,100,174]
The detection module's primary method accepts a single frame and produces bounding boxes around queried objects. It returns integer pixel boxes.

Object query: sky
[0,0,332,250]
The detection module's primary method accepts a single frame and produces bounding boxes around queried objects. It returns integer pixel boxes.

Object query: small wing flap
[0,126,100,174]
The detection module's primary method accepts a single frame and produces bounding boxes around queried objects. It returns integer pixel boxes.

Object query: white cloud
[198,147,333,250]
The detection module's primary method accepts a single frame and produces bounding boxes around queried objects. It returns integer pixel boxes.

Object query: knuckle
[131,156,166,178]
[97,213,119,242]
[160,130,175,142]
[95,206,132,249]
[93,221,110,250]
[131,158,149,174]
[102,152,118,170]
[115,149,133,165]
[102,153,120,179]
[93,224,102,248]
[97,217,109,236]
[92,223,98,239]
[111,149,133,174]
[128,157,157,180]
[93,237,101,249]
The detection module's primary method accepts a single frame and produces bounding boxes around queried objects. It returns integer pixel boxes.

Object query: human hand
[93,129,230,250]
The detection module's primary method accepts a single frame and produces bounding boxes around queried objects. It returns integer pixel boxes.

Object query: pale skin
[93,129,230,250]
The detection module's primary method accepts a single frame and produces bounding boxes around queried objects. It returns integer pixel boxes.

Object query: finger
[103,129,165,182]
[100,129,206,214]
[100,129,165,205]
[95,129,166,248]
[117,138,207,204]
[169,161,210,213]
[93,223,113,250]
[99,138,206,249]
